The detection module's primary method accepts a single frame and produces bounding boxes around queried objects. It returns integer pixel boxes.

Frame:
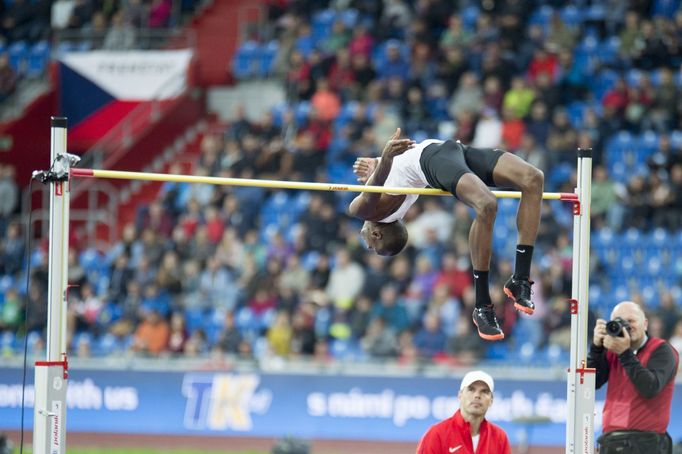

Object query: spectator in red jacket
[417,370,511,454]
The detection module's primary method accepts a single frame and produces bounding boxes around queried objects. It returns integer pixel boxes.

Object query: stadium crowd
[1,0,682,366]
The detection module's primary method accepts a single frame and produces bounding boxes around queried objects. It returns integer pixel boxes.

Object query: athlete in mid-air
[348,128,544,340]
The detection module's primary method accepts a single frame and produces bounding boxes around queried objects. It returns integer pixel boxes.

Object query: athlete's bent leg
[491,153,544,314]
[491,153,544,245]
[455,173,504,341]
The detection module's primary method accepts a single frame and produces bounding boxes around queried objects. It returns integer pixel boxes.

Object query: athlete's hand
[381,128,415,159]
[353,157,378,183]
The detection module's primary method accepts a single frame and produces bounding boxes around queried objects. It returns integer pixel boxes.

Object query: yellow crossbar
[70,168,577,201]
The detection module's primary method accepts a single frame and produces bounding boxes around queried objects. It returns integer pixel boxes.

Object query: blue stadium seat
[1,331,15,354]
[567,101,586,127]
[598,36,620,66]
[311,9,336,44]
[626,68,643,87]
[670,130,682,148]
[583,3,606,21]
[461,6,479,31]
[560,5,583,27]
[258,40,279,77]
[590,69,618,101]
[544,344,569,365]
[485,342,510,361]
[71,331,92,352]
[529,5,554,29]
[339,8,359,28]
[301,250,321,270]
[0,274,14,293]
[294,34,315,58]
[637,131,659,162]
[232,40,259,79]
[56,41,76,55]
[27,40,50,78]
[653,0,681,17]
[94,333,117,356]
[270,102,289,127]
[294,101,311,126]
[8,41,28,73]
[184,307,207,334]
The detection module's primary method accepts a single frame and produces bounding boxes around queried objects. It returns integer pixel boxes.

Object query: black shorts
[418,140,506,196]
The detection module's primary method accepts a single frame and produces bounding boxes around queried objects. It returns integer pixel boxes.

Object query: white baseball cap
[460,370,494,393]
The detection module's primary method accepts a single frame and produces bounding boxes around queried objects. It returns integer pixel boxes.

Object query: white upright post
[33,117,70,454]
[565,148,595,454]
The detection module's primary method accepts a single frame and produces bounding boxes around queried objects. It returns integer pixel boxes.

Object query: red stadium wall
[0,89,58,187]
[191,0,266,86]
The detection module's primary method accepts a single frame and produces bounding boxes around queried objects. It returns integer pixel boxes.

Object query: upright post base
[33,359,68,454]
[566,366,596,453]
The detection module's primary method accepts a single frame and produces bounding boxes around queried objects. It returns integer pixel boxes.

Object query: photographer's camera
[606,317,630,337]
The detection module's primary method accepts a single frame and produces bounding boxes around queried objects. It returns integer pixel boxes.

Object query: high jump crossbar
[70,168,580,202]
[37,117,594,454]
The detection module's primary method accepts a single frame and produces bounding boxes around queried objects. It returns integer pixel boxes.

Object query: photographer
[588,301,679,453]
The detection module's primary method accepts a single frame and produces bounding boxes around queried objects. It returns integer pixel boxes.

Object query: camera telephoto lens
[606,317,629,337]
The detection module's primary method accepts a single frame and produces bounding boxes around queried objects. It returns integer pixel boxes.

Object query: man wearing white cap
[416,370,510,454]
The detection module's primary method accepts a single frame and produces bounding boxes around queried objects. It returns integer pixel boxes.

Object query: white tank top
[378,139,443,223]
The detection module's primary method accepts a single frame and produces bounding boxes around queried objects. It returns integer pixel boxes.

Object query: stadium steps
[190,0,266,86]
[114,120,209,231]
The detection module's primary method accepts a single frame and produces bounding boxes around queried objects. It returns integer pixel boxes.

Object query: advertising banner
[1,368,680,446]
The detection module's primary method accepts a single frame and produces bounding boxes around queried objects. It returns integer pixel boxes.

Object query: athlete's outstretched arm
[348,128,414,219]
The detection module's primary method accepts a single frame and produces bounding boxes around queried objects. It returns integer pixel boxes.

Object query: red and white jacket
[416,410,511,454]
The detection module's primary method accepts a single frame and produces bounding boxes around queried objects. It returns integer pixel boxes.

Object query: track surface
[6,431,565,453]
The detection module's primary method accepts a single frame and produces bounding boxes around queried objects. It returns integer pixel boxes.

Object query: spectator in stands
[319,19,350,56]
[0,288,21,333]
[310,78,341,122]
[267,310,292,357]
[199,256,238,311]
[669,321,682,357]
[589,301,679,453]
[0,221,24,276]
[215,311,242,354]
[0,164,17,240]
[167,312,188,354]
[132,309,170,355]
[361,317,398,358]
[449,72,483,120]
[148,0,172,28]
[471,107,502,149]
[417,370,511,453]
[325,248,364,309]
[666,164,682,229]
[103,10,137,50]
[591,165,624,230]
[546,108,578,166]
[448,316,485,365]
[82,11,108,49]
[123,0,147,28]
[0,55,18,104]
[1,0,48,42]
[414,312,447,358]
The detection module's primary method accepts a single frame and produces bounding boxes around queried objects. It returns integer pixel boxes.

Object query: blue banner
[0,367,680,445]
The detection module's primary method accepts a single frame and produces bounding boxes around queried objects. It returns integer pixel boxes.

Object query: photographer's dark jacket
[587,336,679,433]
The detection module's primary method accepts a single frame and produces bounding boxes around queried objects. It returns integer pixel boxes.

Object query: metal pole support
[33,117,72,454]
[565,148,596,454]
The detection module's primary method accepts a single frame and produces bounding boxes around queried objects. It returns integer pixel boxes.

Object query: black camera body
[606,317,631,337]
